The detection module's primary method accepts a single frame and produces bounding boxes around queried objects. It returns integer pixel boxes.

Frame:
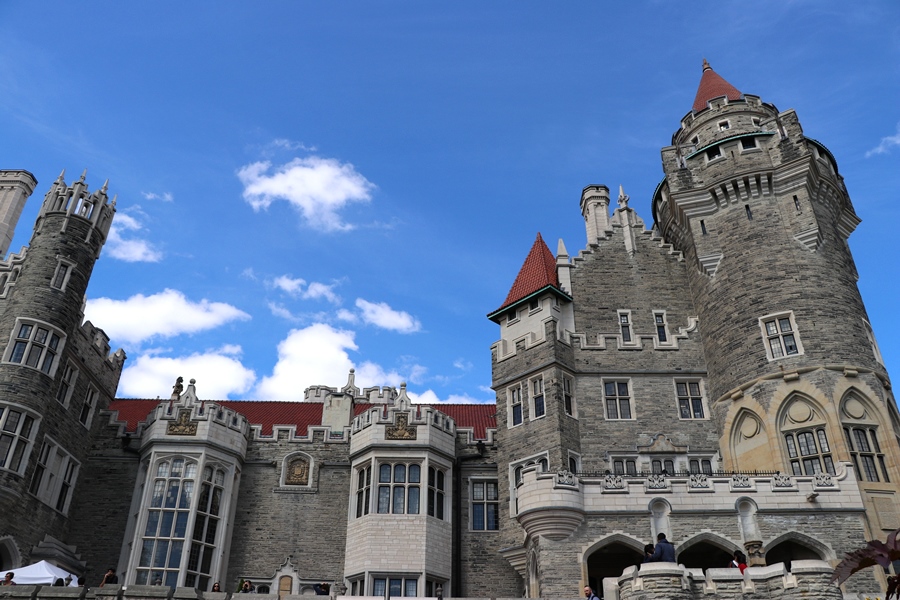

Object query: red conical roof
[494,233,559,314]
[692,59,742,113]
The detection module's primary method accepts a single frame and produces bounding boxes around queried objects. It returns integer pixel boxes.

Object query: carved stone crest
[814,472,835,487]
[167,409,197,436]
[285,457,310,486]
[386,413,417,440]
[772,473,793,487]
[648,473,667,489]
[730,474,751,488]
[689,473,709,488]
[604,474,624,490]
[555,470,577,486]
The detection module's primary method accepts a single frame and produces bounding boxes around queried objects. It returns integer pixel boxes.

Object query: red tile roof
[106,399,496,439]
[492,233,559,314]
[692,59,742,113]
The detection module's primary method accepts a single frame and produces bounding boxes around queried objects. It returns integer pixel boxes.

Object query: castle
[0,62,895,600]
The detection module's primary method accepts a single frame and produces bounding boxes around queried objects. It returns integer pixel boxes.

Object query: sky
[1,2,899,403]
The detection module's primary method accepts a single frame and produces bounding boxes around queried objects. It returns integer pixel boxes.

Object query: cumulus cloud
[118,349,256,399]
[254,323,358,401]
[336,309,358,323]
[267,301,301,322]
[355,298,421,333]
[106,212,163,262]
[271,275,340,303]
[237,156,375,231]
[406,389,494,404]
[141,191,173,202]
[866,122,900,157]
[85,289,251,345]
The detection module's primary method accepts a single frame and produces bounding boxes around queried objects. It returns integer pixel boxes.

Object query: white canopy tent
[8,561,78,586]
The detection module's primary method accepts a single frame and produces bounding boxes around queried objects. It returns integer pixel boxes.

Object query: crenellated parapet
[37,170,116,252]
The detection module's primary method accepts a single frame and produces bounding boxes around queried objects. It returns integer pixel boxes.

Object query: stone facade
[0,63,897,600]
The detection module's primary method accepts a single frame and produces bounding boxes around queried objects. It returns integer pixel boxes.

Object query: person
[240,580,254,593]
[2,572,15,586]
[77,576,86,587]
[729,550,748,573]
[642,543,655,563]
[646,533,676,562]
[100,568,119,588]
[583,585,599,600]
[313,582,330,595]
[212,582,222,592]
[53,578,65,587]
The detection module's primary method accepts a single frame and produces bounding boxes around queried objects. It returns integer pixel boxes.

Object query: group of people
[0,568,115,589]
[582,533,750,599]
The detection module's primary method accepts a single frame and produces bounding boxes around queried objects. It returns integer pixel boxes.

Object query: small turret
[0,170,38,257]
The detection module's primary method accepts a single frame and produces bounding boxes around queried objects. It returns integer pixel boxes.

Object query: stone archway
[0,537,20,571]
[585,540,643,595]
[766,539,824,571]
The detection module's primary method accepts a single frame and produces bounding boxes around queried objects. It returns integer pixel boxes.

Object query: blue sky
[1,2,899,402]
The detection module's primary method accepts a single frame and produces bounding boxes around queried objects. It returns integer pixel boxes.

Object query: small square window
[718,120,730,131]
[706,146,722,161]
[740,137,757,150]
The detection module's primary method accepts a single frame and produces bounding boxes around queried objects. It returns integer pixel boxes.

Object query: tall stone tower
[0,171,124,573]
[653,60,899,544]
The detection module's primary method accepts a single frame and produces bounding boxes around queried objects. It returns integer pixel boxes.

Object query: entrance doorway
[585,542,643,594]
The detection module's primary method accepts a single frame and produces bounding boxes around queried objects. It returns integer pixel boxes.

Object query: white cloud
[241,268,258,281]
[336,309,357,323]
[85,289,251,345]
[355,298,421,333]
[866,122,900,157]
[118,350,256,399]
[237,156,375,231]
[453,358,473,371]
[141,191,174,202]
[267,301,301,322]
[406,389,494,404]
[254,323,358,402]
[106,212,163,262]
[271,275,340,303]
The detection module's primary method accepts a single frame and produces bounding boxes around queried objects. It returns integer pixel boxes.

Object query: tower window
[785,429,834,476]
[706,146,722,161]
[4,319,65,376]
[745,204,753,220]
[845,427,889,483]
[51,260,74,291]
[740,137,757,151]
[700,220,707,235]
[79,387,98,428]
[0,405,38,474]
[751,117,761,127]
[760,312,803,360]
[562,375,575,417]
[793,195,801,213]
[603,380,633,420]
[718,120,730,131]
[509,385,523,427]
[530,376,545,419]
[376,462,421,515]
[355,465,371,518]
[618,311,633,344]
[28,437,79,514]
[56,362,79,407]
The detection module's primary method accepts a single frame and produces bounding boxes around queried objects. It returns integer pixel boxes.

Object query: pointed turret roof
[488,233,570,320]
[692,59,742,113]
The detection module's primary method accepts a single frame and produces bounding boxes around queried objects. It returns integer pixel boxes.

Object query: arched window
[841,392,890,482]
[780,398,834,476]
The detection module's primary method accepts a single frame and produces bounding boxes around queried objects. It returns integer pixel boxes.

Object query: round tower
[653,61,884,404]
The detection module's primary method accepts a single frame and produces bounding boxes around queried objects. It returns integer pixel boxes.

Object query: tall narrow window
[619,312,632,343]
[56,363,78,406]
[676,381,704,419]
[136,459,201,588]
[654,312,669,344]
[376,462,420,515]
[28,438,79,514]
[509,385,523,426]
[428,467,445,520]
[563,375,575,416]
[355,466,371,517]
[604,381,632,420]
[79,387,97,427]
[745,204,753,220]
[793,195,801,213]
[471,480,499,530]
[0,406,37,474]
[531,376,544,419]
[51,262,73,291]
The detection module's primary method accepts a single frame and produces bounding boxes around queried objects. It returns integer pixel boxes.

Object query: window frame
[28,436,80,514]
[0,404,39,475]
[355,465,372,518]
[845,426,889,483]
[56,362,79,408]
[508,384,523,427]
[3,318,66,377]
[79,386,98,428]
[376,462,422,516]
[562,374,576,418]
[759,312,804,361]
[784,427,835,477]
[675,380,707,420]
[529,375,545,420]
[50,258,75,291]
[653,311,671,345]
[470,479,499,531]
[603,379,634,420]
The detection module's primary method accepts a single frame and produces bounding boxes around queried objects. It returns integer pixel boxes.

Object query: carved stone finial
[172,376,184,399]
[617,185,629,209]
[702,58,711,71]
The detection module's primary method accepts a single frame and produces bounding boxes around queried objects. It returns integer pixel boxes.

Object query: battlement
[36,170,116,252]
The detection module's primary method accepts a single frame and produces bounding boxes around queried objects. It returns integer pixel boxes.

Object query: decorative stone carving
[171,376,184,399]
[730,474,750,488]
[744,540,765,567]
[604,474,624,490]
[386,413,417,440]
[556,470,577,486]
[773,473,793,487]
[814,472,834,487]
[689,473,709,488]
[285,457,310,486]
[167,409,197,436]
[648,474,667,489]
